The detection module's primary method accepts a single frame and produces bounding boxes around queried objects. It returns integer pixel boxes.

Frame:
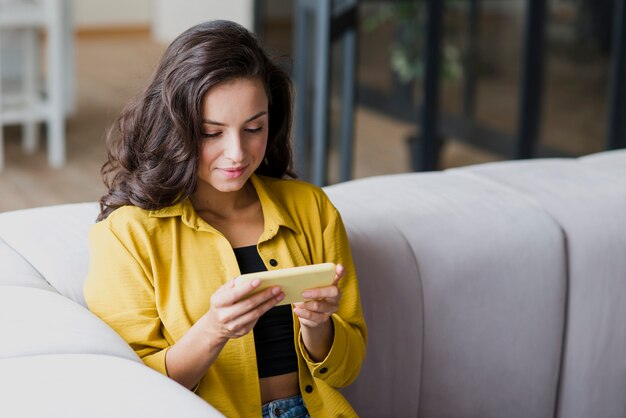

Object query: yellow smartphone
[235,262,336,306]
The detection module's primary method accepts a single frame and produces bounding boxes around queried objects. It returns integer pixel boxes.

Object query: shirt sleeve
[83,221,171,376]
[298,201,368,388]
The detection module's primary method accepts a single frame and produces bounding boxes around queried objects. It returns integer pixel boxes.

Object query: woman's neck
[190,180,265,247]
[190,180,258,220]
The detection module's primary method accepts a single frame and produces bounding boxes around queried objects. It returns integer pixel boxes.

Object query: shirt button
[269,259,278,267]
[319,367,328,374]
[305,384,313,393]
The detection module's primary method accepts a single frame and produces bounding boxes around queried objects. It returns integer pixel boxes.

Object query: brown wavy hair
[97,20,295,221]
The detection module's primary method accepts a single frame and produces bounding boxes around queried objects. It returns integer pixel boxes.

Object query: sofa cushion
[0,238,55,292]
[328,170,567,418]
[0,202,99,306]
[463,157,626,418]
[0,286,138,362]
[579,148,626,179]
[323,193,424,418]
[0,354,224,417]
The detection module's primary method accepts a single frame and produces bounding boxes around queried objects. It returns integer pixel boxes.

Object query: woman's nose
[224,133,244,161]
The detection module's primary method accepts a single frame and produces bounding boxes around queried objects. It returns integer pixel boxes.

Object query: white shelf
[0,100,50,124]
[0,0,67,170]
[0,4,47,27]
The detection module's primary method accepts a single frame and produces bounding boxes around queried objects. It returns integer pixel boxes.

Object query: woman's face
[197,77,269,195]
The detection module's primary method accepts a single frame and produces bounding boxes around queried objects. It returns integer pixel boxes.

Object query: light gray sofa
[1,149,625,417]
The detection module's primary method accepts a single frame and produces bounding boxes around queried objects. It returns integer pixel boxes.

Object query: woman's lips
[220,166,247,179]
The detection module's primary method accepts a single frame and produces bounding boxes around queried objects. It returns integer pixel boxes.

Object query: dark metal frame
[257,0,358,184]
[607,0,626,149]
[516,0,548,159]
[293,0,358,186]
[414,0,549,169]
[416,0,444,171]
[288,0,626,178]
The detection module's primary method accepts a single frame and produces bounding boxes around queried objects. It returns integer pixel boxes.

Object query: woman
[84,20,366,418]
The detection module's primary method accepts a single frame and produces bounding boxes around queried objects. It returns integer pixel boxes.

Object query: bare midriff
[259,371,300,405]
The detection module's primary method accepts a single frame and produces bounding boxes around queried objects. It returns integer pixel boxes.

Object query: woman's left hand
[294,264,344,361]
[293,263,344,328]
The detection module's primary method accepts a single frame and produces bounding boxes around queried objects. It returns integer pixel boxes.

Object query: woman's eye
[202,132,221,138]
[245,127,263,134]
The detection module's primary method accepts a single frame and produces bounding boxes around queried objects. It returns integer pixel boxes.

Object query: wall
[72,0,152,29]
[71,0,254,43]
[152,0,254,43]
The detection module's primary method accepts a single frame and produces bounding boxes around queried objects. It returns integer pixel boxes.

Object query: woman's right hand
[166,277,283,390]
[206,278,284,341]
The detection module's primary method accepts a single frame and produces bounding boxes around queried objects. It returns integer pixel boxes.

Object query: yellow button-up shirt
[84,175,367,417]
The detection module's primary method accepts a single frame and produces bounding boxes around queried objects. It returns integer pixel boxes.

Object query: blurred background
[0,0,624,212]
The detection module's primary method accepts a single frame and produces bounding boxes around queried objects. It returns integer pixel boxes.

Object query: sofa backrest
[462,151,626,418]
[327,171,567,418]
[327,149,626,418]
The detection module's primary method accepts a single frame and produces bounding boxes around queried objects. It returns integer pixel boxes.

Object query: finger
[302,285,341,301]
[299,299,338,315]
[225,291,285,336]
[332,263,345,286]
[212,277,262,307]
[293,305,331,325]
[235,286,283,314]
[216,286,282,324]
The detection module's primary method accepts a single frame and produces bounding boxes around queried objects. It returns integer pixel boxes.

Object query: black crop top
[233,246,298,378]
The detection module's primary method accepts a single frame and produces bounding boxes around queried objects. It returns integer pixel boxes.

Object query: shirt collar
[250,174,299,236]
[148,175,298,235]
[148,199,204,231]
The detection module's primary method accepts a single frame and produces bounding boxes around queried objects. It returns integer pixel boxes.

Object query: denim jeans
[261,394,310,418]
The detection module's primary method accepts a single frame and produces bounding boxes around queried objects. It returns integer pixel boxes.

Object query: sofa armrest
[0,238,54,292]
[0,286,138,362]
[0,202,99,305]
[0,355,224,418]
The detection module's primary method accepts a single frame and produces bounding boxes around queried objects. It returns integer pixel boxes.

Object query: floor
[0,13,609,212]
